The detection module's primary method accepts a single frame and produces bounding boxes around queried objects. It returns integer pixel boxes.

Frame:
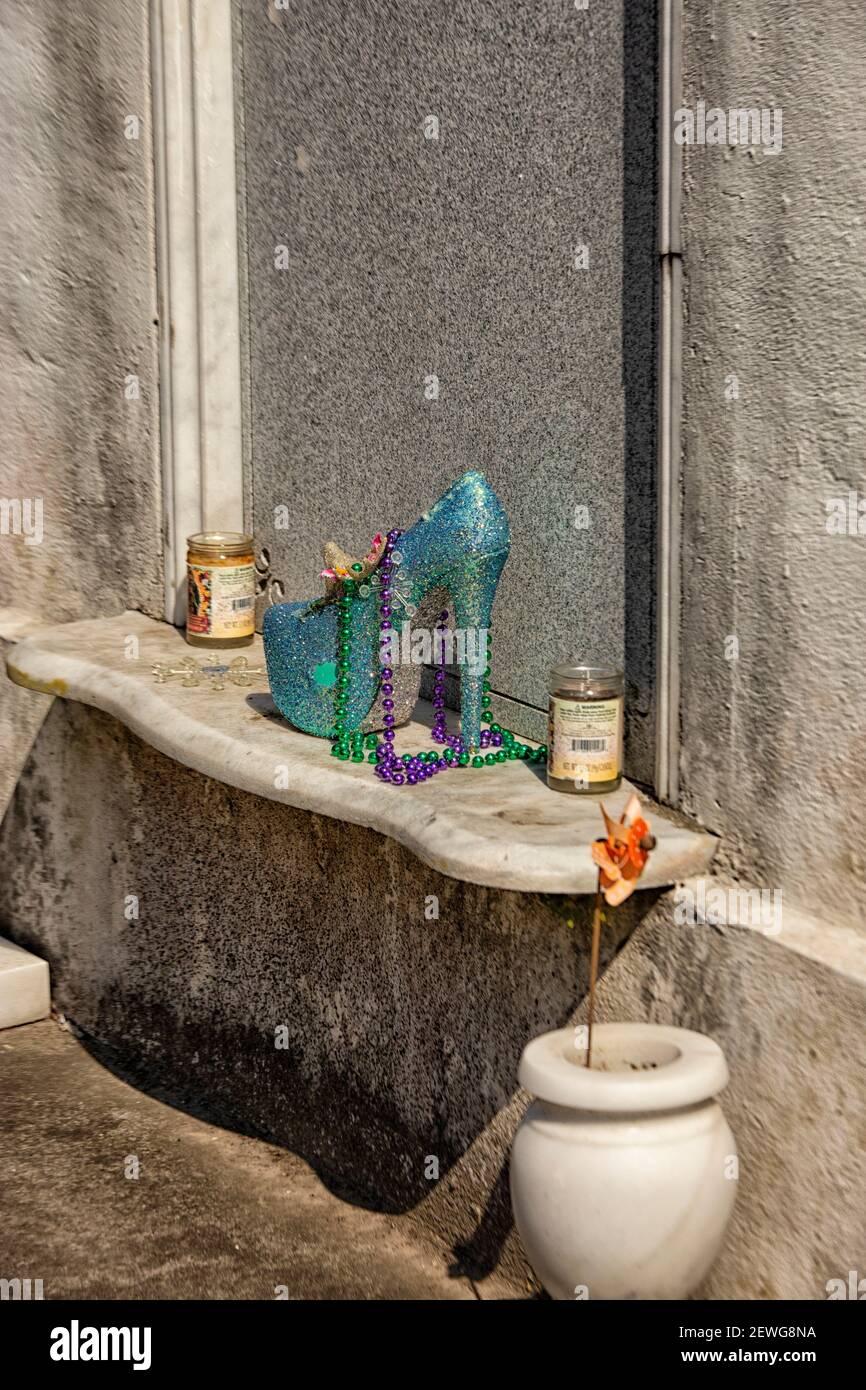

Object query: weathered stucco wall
[593,898,866,1301]
[679,2,866,931]
[0,0,161,814]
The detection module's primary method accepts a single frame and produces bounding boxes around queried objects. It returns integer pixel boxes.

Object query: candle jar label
[547,696,623,787]
[187,561,255,640]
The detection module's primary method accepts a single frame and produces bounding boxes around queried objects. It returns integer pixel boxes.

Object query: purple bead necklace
[330,527,548,784]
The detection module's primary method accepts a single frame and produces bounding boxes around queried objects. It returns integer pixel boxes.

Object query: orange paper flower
[589,793,655,905]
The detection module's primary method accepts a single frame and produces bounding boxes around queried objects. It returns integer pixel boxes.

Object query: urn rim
[518,1023,729,1113]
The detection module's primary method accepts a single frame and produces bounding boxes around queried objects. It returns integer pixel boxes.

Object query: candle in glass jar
[186,532,255,648]
[547,664,624,795]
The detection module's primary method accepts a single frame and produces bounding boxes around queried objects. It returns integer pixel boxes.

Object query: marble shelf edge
[5,612,717,896]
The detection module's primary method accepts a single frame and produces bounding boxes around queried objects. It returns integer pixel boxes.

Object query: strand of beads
[373,530,424,785]
[330,527,547,782]
[329,572,367,763]
[332,575,352,746]
[431,609,449,744]
[377,528,401,757]
[473,632,544,766]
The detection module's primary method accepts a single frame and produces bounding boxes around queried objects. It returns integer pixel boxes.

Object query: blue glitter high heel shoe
[264,471,511,758]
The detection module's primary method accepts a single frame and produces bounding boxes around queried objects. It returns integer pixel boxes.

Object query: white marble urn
[510,1023,737,1300]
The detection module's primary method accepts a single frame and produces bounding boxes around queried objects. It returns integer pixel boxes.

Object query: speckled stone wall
[234,0,657,779]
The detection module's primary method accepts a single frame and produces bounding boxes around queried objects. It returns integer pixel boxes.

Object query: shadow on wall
[0,700,657,1281]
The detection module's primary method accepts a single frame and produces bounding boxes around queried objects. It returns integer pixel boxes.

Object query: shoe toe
[263,599,338,735]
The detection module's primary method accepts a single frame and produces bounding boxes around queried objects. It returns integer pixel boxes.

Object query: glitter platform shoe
[263,470,510,752]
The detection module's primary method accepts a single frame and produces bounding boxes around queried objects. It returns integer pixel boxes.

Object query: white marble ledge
[0,936,50,1030]
[5,613,717,895]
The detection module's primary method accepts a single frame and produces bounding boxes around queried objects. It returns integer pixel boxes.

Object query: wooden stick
[585,876,603,1068]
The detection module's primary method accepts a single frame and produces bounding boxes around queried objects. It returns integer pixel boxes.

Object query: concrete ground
[1,1019,520,1300]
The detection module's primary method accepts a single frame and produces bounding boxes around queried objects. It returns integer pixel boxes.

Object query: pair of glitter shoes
[263,470,510,751]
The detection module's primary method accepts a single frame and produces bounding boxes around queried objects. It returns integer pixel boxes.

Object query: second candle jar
[186,532,256,648]
[547,664,624,795]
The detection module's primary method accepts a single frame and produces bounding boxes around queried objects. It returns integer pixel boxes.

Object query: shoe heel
[447,549,508,751]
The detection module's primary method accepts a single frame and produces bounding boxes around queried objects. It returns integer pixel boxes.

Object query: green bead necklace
[328,540,548,785]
